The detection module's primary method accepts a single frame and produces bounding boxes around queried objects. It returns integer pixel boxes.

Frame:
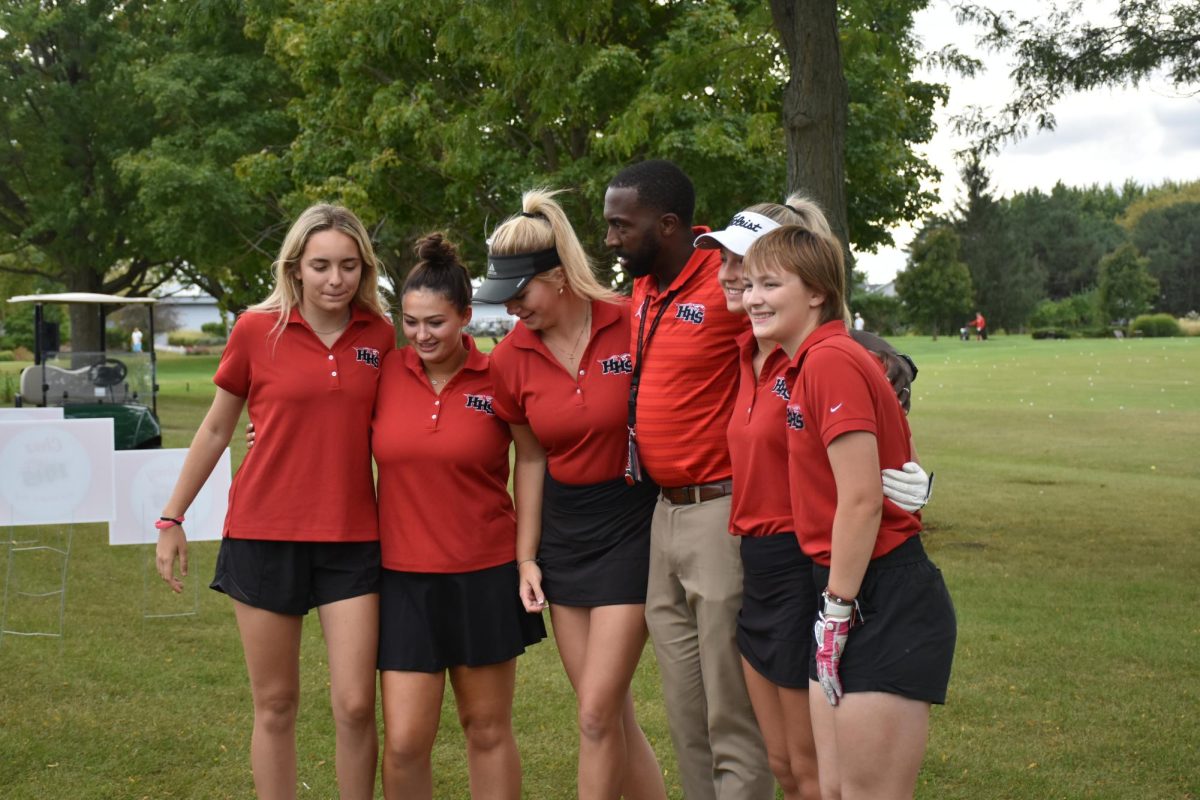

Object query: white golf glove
[881,461,933,512]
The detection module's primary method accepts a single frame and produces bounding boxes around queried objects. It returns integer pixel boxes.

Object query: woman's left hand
[518,560,547,613]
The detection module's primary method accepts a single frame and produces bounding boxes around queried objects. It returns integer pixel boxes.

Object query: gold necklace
[550,304,591,362]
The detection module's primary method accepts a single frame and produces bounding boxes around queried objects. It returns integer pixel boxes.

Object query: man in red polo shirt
[604,160,773,800]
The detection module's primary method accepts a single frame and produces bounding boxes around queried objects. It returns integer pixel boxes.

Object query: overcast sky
[856,0,1200,284]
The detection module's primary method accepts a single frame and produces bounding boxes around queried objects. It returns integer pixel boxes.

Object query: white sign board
[0,418,115,525]
[109,449,231,545]
[0,407,65,420]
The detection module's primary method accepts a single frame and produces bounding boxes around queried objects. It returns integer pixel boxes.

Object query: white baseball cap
[694,211,781,256]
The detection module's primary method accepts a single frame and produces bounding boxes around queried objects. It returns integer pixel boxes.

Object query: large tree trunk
[769,0,851,267]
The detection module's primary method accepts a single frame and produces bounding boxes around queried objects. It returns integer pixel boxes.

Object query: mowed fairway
[0,336,1196,799]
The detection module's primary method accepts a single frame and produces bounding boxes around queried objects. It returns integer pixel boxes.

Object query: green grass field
[1,336,1197,799]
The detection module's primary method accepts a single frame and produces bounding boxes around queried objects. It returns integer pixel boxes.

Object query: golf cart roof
[8,292,157,305]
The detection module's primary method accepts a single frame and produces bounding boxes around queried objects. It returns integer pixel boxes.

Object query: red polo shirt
[784,321,921,565]
[726,332,794,537]
[214,305,394,541]
[490,298,632,485]
[372,337,516,573]
[631,233,748,488]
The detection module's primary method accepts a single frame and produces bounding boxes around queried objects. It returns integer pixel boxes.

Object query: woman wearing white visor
[692,196,931,800]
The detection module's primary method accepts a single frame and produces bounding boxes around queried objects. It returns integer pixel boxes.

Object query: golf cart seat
[19,361,129,405]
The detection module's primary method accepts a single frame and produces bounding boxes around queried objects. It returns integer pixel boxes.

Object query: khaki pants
[645,494,773,800]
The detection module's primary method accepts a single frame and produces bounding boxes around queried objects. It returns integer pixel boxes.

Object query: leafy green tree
[1121,182,1200,315]
[0,0,294,347]
[242,0,946,287]
[1098,243,1158,324]
[896,226,974,339]
[952,155,1044,330]
[1005,183,1134,300]
[953,0,1200,152]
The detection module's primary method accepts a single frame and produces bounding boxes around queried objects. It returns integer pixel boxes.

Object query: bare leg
[449,659,521,800]
[233,600,303,800]
[380,670,445,800]
[551,604,666,800]
[742,660,819,800]
[317,594,379,800]
[810,687,930,800]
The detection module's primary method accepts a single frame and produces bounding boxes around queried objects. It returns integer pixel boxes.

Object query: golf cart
[7,292,162,449]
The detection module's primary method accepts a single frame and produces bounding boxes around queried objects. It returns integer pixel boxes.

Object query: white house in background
[862,281,898,298]
[153,283,226,345]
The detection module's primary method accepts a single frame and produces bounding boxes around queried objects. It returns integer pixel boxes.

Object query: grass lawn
[1,336,1197,799]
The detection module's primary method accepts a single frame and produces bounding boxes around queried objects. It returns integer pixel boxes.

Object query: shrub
[1031,328,1072,340]
[1029,290,1102,332]
[200,321,228,338]
[1131,314,1181,337]
[0,349,13,361]
[13,345,32,361]
[168,329,225,347]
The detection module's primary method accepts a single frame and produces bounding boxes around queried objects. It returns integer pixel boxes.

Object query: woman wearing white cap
[693,195,931,800]
[478,189,667,800]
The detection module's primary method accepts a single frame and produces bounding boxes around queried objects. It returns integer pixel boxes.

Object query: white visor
[694,211,781,256]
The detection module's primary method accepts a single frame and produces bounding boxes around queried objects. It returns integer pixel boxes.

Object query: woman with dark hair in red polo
[477,189,667,800]
[372,234,545,800]
[742,226,955,800]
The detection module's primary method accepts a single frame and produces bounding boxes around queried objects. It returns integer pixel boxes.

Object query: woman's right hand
[156,525,189,594]
[245,421,256,448]
[518,560,547,613]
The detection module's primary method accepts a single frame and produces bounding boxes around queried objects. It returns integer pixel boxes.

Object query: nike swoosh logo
[830,403,843,413]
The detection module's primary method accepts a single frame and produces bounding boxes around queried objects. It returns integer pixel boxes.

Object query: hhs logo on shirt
[599,353,633,375]
[355,347,381,369]
[771,377,790,401]
[785,404,804,431]
[674,302,705,325]
[464,394,495,415]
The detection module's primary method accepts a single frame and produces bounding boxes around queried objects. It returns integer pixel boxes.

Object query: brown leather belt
[661,480,734,505]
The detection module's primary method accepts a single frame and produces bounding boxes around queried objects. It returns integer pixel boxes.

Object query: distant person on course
[974,311,987,341]
[130,327,143,353]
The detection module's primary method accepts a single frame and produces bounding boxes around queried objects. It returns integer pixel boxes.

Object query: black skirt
[810,535,957,704]
[537,470,658,607]
[737,532,817,689]
[377,561,546,673]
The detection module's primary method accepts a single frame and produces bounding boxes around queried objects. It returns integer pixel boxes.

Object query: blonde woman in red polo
[478,190,667,800]
[155,204,394,800]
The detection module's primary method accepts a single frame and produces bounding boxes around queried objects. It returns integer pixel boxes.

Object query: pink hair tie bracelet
[154,515,185,530]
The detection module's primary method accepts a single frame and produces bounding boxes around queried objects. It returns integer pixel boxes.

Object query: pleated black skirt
[377,560,546,673]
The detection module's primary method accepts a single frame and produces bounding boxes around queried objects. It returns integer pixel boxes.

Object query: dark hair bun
[414,232,458,270]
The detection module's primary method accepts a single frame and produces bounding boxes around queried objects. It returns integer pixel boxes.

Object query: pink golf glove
[814,594,856,706]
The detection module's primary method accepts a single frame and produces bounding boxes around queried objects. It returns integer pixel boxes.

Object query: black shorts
[737,532,817,689]
[377,561,546,673]
[810,536,956,704]
[538,471,658,607]
[210,537,380,616]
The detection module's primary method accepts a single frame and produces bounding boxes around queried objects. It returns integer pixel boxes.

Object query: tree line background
[1,0,1197,351]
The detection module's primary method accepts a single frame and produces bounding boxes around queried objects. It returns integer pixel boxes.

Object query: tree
[952,155,1044,331]
[1098,243,1158,325]
[952,0,1200,152]
[1121,182,1200,315]
[241,0,947,286]
[895,226,975,339]
[1005,183,1133,300]
[0,0,294,348]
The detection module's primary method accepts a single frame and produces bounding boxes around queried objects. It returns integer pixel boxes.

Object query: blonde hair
[489,189,618,303]
[250,204,390,331]
[746,193,848,325]
[744,226,847,328]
